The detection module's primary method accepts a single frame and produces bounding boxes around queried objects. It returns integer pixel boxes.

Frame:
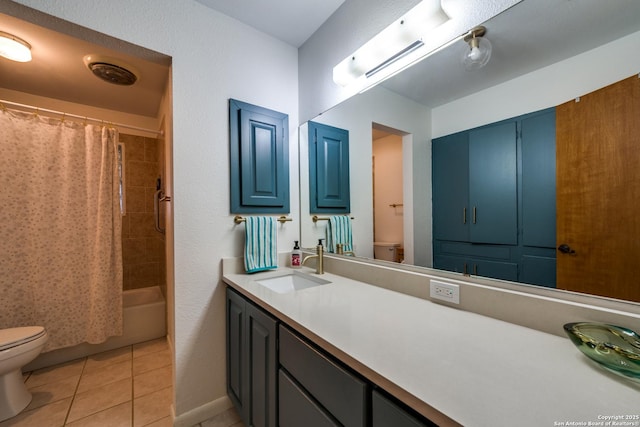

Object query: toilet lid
[0,326,46,351]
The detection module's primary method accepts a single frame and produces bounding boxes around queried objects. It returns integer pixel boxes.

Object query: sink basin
[255,272,331,294]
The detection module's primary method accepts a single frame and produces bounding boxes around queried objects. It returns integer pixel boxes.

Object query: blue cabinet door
[309,122,350,213]
[521,108,556,248]
[468,121,518,245]
[432,131,469,242]
[230,99,289,213]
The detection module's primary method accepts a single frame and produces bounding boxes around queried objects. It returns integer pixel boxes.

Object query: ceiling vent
[83,54,138,86]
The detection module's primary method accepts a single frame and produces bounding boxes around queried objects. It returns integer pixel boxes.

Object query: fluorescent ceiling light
[333,0,450,87]
[0,31,32,62]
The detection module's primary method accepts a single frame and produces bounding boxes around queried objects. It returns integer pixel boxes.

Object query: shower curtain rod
[0,99,164,136]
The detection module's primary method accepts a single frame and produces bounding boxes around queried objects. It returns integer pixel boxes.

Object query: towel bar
[312,215,355,223]
[234,215,292,224]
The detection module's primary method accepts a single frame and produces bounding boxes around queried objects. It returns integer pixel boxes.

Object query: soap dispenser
[291,240,301,268]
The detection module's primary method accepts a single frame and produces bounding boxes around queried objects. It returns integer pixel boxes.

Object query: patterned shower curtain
[0,108,123,352]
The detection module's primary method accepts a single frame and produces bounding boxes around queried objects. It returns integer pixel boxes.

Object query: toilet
[0,326,48,422]
[373,242,401,262]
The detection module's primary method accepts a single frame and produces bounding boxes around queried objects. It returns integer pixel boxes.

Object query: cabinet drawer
[279,325,368,427]
[279,369,338,427]
[372,390,434,427]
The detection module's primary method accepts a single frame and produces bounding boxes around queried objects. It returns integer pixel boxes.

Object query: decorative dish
[563,322,640,381]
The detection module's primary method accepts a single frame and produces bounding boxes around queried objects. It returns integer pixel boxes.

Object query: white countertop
[223,265,640,426]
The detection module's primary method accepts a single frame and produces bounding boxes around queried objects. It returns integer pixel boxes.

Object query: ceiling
[1,1,639,119]
[0,9,170,118]
[194,0,345,47]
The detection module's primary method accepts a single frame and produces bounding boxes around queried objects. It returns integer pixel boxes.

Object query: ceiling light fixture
[333,0,450,87]
[461,26,492,71]
[0,31,32,62]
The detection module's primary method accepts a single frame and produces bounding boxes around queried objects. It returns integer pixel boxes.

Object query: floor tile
[67,377,132,423]
[200,407,243,427]
[132,338,168,359]
[84,346,132,373]
[0,397,72,427]
[65,401,132,427]
[26,375,80,411]
[133,386,172,427]
[76,359,132,394]
[133,364,172,398]
[26,359,86,389]
[132,349,170,376]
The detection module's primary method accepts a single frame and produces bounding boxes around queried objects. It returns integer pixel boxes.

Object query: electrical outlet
[430,280,460,304]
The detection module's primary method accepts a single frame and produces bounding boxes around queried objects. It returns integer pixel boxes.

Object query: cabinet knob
[557,244,576,254]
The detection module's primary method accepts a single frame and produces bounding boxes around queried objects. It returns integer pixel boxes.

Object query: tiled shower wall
[120,133,166,292]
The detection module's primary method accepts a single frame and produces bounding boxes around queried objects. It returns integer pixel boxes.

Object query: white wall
[11,0,299,423]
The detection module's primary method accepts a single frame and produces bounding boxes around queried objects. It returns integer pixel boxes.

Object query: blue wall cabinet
[229,99,289,213]
[433,122,517,245]
[433,108,556,287]
[308,122,350,213]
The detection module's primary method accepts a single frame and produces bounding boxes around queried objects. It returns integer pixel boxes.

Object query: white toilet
[373,242,401,262]
[0,326,48,422]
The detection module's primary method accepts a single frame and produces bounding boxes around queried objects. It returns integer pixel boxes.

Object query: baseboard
[172,395,234,427]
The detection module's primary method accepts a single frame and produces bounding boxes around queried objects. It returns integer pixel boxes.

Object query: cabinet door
[432,132,469,242]
[229,99,289,213]
[469,258,518,282]
[226,288,247,415]
[246,302,278,427]
[468,122,517,244]
[522,109,556,248]
[226,288,278,427]
[309,121,351,213]
[372,390,434,427]
[279,369,339,427]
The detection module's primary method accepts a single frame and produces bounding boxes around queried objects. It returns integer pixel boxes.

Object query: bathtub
[25,286,167,371]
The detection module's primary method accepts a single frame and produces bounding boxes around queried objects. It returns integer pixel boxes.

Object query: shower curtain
[0,108,123,352]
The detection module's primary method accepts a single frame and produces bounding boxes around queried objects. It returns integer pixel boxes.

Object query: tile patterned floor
[1,337,244,427]
[1,338,172,427]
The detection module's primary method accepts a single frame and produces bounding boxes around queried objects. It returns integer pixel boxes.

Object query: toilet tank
[373,242,400,262]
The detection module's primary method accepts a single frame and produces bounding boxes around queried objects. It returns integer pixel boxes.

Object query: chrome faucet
[302,239,324,274]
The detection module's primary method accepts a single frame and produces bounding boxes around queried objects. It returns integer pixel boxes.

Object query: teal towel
[244,216,278,273]
[326,216,353,253]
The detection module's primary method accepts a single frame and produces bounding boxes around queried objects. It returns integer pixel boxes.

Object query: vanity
[223,257,640,427]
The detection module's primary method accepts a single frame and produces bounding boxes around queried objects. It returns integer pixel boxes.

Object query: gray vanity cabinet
[279,325,368,427]
[226,288,277,427]
[226,287,438,427]
[372,390,435,427]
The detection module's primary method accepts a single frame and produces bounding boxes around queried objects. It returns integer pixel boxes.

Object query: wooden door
[556,76,640,302]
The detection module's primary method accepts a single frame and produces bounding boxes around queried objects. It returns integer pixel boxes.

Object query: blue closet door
[468,122,517,244]
[432,131,469,242]
[521,108,556,248]
[229,99,289,213]
[309,122,350,213]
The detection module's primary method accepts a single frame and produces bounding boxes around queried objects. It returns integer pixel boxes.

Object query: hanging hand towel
[326,215,353,253]
[244,216,278,273]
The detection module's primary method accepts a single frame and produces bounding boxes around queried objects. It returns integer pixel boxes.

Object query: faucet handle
[317,238,325,247]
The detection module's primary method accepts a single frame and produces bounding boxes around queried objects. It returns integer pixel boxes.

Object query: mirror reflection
[300,0,640,303]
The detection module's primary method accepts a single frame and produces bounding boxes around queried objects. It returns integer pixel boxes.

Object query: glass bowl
[563,322,640,381]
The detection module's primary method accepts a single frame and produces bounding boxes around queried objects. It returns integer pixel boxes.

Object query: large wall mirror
[300,0,640,303]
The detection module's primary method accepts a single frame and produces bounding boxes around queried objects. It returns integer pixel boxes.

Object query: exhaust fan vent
[83,55,138,86]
